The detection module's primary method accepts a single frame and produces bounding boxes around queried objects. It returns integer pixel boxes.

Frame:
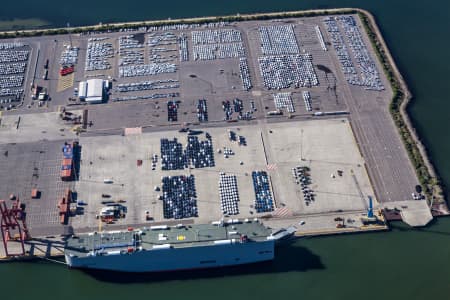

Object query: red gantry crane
[0,198,31,257]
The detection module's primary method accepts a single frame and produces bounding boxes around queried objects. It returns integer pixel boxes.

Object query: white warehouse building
[78,81,87,99]
[79,79,107,104]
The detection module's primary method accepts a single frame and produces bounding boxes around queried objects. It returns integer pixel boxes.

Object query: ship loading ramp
[383,200,433,227]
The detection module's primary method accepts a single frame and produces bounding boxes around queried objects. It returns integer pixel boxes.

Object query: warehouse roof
[78,81,87,98]
[86,79,104,98]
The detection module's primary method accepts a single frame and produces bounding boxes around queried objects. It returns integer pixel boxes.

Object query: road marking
[57,73,74,92]
[273,207,293,217]
[266,163,277,171]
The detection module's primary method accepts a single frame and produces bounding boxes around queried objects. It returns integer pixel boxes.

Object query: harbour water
[2,220,450,299]
[1,0,450,299]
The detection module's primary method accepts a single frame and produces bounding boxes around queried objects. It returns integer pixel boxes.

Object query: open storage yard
[69,119,375,230]
[0,13,427,238]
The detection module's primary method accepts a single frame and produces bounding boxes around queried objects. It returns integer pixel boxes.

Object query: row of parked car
[0,75,24,89]
[302,91,312,111]
[0,44,28,104]
[116,79,179,92]
[191,29,242,45]
[323,16,384,91]
[161,175,198,219]
[85,40,113,71]
[111,92,179,102]
[119,63,177,77]
[292,166,315,206]
[197,99,208,122]
[324,16,357,79]
[0,42,25,50]
[0,50,29,63]
[0,88,23,98]
[119,35,144,66]
[148,32,178,64]
[252,171,274,213]
[258,54,319,90]
[315,25,327,51]
[186,134,215,168]
[191,29,244,61]
[273,92,295,113]
[60,46,79,66]
[193,42,245,61]
[178,33,189,62]
[338,16,384,91]
[219,173,240,215]
[239,58,252,90]
[0,62,26,75]
[147,21,229,33]
[259,25,299,55]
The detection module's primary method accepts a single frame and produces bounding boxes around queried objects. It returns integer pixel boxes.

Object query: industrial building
[78,81,87,100]
[79,79,107,104]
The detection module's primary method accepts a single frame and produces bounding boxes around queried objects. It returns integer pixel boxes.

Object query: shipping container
[61,165,72,180]
[62,157,73,166]
[62,144,73,159]
[58,189,72,224]
[31,188,39,199]
[59,203,68,214]
[60,142,77,180]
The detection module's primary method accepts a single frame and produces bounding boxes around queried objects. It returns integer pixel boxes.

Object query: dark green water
[3,220,450,299]
[2,1,450,299]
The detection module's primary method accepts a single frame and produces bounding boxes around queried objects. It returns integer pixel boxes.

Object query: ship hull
[65,240,275,273]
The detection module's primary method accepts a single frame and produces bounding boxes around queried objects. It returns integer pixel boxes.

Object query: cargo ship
[64,219,294,272]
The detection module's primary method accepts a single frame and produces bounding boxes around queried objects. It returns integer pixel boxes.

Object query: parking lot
[69,118,375,231]
[0,43,31,110]
[0,14,422,236]
[263,119,374,214]
[0,15,380,120]
[4,17,348,117]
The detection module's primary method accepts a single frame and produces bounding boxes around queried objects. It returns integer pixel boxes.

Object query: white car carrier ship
[64,219,294,272]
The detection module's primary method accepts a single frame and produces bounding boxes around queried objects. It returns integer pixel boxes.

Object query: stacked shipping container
[60,142,76,180]
[58,189,72,224]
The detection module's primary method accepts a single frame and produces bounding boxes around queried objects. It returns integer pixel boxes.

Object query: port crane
[351,169,378,223]
[0,198,31,256]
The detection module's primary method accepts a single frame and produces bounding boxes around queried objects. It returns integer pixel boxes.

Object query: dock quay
[0,8,445,265]
[1,212,388,263]
[0,238,65,262]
